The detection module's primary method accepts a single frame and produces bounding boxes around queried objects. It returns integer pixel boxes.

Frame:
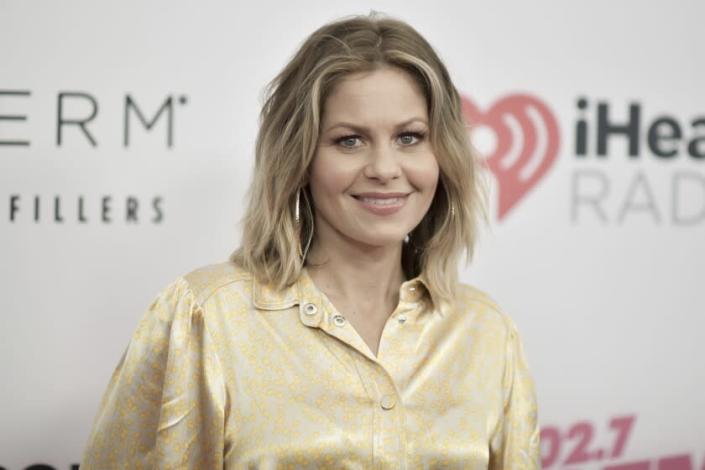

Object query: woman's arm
[489,320,541,469]
[81,277,226,469]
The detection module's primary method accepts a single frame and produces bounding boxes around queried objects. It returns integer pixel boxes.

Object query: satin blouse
[81,261,540,469]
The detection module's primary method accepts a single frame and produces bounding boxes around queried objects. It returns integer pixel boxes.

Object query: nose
[363,143,401,181]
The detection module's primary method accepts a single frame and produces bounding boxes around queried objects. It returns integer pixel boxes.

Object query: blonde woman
[82,12,540,469]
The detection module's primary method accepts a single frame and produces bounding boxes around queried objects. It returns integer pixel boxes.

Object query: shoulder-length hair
[231,12,488,309]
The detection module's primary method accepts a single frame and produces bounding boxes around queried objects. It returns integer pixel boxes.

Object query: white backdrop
[1,1,703,469]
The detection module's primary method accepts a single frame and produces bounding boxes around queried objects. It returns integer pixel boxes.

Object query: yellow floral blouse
[81,261,540,469]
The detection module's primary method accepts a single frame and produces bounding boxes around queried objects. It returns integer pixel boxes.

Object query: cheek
[408,156,440,194]
[308,154,356,204]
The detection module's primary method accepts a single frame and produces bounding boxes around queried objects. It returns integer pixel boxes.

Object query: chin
[353,231,407,248]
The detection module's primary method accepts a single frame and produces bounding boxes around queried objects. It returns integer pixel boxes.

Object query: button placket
[380,394,396,410]
[308,299,377,362]
[299,301,322,327]
[304,303,317,315]
[371,369,405,468]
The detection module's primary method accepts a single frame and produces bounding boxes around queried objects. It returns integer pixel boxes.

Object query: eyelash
[335,131,427,149]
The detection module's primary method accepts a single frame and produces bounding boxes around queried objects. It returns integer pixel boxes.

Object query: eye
[334,131,426,149]
[335,135,363,149]
[398,131,426,146]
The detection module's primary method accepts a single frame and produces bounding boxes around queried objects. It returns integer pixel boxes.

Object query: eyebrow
[323,117,428,134]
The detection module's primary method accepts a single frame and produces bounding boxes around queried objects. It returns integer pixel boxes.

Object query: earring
[295,189,300,224]
[443,182,456,219]
[301,189,314,262]
[404,233,410,243]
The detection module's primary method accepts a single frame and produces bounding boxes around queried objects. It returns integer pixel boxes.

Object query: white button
[333,314,346,326]
[304,303,318,316]
[380,394,396,410]
[397,314,407,324]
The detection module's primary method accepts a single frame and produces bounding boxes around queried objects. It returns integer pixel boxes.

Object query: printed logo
[461,94,561,220]
[541,413,705,470]
[0,88,186,224]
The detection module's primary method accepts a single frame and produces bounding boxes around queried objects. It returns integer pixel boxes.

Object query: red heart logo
[461,94,560,220]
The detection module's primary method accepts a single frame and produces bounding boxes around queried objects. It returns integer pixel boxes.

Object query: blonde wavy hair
[231,12,488,308]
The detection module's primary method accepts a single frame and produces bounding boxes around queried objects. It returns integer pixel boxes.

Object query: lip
[352,192,410,198]
[351,192,410,216]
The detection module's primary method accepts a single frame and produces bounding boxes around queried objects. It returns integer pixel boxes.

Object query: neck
[305,234,406,313]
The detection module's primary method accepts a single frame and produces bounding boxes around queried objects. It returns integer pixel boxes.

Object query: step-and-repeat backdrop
[1,1,702,468]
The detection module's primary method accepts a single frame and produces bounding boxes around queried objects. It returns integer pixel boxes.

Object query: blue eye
[398,131,426,146]
[337,135,362,149]
[334,131,426,150]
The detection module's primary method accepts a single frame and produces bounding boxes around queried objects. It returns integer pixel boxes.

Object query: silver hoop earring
[443,182,456,219]
[300,189,314,262]
[295,189,301,224]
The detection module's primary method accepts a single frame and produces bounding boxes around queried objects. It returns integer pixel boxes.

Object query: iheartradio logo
[461,94,561,220]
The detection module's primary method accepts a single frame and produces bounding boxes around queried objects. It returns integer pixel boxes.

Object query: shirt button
[380,394,396,410]
[333,314,346,326]
[397,314,407,324]
[304,303,318,316]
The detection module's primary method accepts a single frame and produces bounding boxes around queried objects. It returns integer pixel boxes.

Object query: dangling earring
[295,188,314,263]
[295,189,301,224]
[443,181,456,219]
[302,196,314,262]
[404,233,410,243]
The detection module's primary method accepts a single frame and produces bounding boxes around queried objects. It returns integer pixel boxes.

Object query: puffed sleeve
[489,319,541,469]
[81,277,226,470]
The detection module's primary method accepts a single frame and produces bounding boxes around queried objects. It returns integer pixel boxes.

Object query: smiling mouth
[352,195,408,206]
[350,193,410,214]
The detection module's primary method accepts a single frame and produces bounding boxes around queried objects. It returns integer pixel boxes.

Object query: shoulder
[144,261,257,329]
[453,281,520,335]
[179,260,253,306]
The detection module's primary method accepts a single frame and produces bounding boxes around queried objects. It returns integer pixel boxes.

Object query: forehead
[321,66,428,127]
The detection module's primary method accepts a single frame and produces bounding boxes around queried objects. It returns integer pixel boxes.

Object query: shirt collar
[252,267,440,318]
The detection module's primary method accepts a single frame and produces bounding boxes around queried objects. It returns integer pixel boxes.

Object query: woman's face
[309,65,440,251]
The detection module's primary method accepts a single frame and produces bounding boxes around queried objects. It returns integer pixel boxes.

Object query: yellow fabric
[81,261,540,469]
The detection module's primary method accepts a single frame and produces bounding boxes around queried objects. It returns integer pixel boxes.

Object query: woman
[82,12,540,469]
